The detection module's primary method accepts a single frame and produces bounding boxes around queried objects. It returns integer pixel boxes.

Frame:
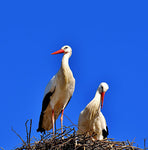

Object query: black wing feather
[102,126,109,139]
[37,88,55,133]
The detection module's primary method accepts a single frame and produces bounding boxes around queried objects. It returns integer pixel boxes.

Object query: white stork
[77,82,109,140]
[37,45,75,134]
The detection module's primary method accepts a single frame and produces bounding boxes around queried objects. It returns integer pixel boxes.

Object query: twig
[63,114,78,128]
[29,119,32,144]
[25,119,32,146]
[11,127,26,145]
[25,119,29,144]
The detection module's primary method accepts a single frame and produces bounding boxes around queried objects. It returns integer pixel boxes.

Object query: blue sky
[0,1,148,149]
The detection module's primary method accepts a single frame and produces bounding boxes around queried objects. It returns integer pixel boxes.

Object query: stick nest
[13,120,141,150]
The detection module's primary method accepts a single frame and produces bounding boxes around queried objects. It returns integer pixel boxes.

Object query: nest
[13,120,141,150]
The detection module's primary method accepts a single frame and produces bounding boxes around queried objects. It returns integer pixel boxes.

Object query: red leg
[60,109,64,133]
[52,109,54,135]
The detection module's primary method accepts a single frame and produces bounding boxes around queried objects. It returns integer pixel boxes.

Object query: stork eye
[64,46,68,49]
[101,86,103,91]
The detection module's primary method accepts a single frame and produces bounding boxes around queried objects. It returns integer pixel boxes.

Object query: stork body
[77,82,109,140]
[37,45,75,134]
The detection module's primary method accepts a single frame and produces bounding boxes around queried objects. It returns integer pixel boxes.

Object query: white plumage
[37,45,75,134]
[77,82,109,140]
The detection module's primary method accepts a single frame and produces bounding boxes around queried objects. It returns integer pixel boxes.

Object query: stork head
[51,45,72,56]
[98,82,109,109]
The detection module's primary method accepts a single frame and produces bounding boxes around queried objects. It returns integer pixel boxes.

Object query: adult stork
[77,82,109,140]
[37,45,75,134]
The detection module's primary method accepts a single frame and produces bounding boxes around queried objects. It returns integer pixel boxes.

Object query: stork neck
[61,53,70,68]
[94,91,101,111]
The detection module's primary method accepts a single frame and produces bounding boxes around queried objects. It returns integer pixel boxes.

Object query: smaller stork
[37,45,75,134]
[77,82,109,140]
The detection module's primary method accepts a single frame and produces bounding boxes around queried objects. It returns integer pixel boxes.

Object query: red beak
[101,92,105,109]
[51,49,64,55]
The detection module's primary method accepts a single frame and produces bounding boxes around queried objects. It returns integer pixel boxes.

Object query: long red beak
[51,49,64,55]
[101,92,105,109]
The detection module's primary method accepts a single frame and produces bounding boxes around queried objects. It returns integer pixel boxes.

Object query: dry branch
[14,124,142,150]
[11,127,26,146]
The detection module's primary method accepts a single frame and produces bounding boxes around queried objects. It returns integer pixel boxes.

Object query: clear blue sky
[0,1,148,149]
